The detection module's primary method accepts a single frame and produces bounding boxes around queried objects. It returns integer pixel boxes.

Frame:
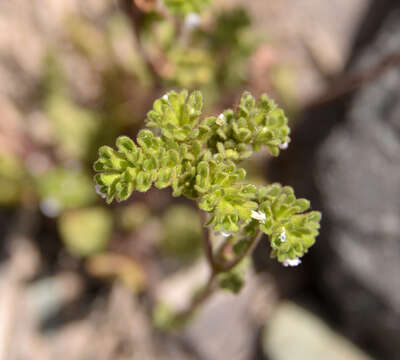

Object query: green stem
[171,228,263,326]
[218,231,263,272]
[198,209,217,271]
[173,270,217,326]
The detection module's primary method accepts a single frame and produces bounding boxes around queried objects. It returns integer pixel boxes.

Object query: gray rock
[314,9,400,359]
[317,3,400,317]
[318,64,400,312]
[268,5,400,359]
[263,302,373,360]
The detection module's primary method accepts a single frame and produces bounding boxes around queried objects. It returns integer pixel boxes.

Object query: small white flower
[95,185,107,199]
[279,141,289,150]
[184,13,201,29]
[282,258,301,267]
[216,113,225,126]
[251,210,266,224]
[220,230,232,237]
[279,228,286,242]
[163,94,169,101]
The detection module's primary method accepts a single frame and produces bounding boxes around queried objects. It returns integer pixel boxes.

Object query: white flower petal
[95,185,106,199]
[220,231,232,238]
[251,210,266,223]
[279,141,289,150]
[282,258,301,267]
[184,13,201,29]
[216,113,225,126]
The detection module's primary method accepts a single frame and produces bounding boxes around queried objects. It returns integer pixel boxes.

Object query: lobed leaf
[207,92,290,159]
[146,90,203,142]
[257,183,321,264]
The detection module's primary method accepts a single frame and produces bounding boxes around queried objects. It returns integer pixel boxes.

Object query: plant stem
[218,231,263,272]
[171,227,263,326]
[198,209,217,271]
[173,270,217,325]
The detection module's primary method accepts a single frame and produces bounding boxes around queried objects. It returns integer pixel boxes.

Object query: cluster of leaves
[256,184,321,262]
[206,92,290,159]
[94,90,321,265]
[196,7,254,88]
[163,0,213,16]
[142,6,256,96]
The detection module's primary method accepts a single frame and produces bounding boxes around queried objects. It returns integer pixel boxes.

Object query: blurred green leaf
[0,152,26,205]
[37,167,96,215]
[163,0,212,16]
[161,204,202,261]
[42,55,101,160]
[218,257,250,294]
[59,207,113,257]
[117,202,151,232]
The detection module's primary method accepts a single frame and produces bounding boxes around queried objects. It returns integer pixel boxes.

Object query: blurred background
[0,0,399,359]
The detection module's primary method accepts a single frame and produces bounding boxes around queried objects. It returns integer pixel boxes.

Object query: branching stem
[172,216,263,326]
[218,231,263,272]
[173,271,217,325]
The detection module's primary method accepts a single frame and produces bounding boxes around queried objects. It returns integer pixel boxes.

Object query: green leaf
[146,90,203,142]
[163,0,213,16]
[38,167,96,213]
[258,183,321,264]
[218,257,250,294]
[58,207,112,257]
[207,92,290,159]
